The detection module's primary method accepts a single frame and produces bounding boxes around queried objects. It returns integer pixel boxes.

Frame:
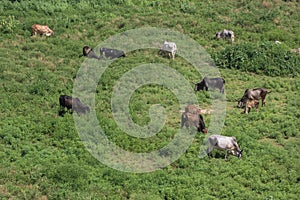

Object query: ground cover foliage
[0,0,299,199]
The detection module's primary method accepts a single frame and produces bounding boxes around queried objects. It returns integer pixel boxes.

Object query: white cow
[206,135,243,159]
[215,29,235,44]
[159,41,177,60]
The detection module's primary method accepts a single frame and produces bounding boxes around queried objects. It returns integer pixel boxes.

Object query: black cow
[99,47,126,59]
[195,77,225,94]
[181,112,207,134]
[79,46,125,60]
[59,95,90,116]
[80,46,100,59]
[237,88,271,108]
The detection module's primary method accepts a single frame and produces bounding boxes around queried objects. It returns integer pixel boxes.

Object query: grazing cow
[99,47,126,59]
[80,46,100,59]
[184,104,203,115]
[159,41,177,60]
[59,95,90,115]
[181,112,207,134]
[215,29,234,44]
[244,99,259,114]
[237,88,270,108]
[194,77,225,94]
[31,24,54,36]
[206,135,243,159]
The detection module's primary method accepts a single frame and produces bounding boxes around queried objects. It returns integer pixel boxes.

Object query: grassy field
[0,0,299,199]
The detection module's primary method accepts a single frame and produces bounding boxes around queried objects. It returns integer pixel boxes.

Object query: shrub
[213,42,300,77]
[0,15,18,34]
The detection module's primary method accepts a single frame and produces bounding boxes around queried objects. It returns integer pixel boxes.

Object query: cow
[206,135,243,159]
[31,24,54,36]
[99,47,126,59]
[80,46,100,59]
[215,29,234,44]
[237,88,270,108]
[184,104,203,115]
[244,99,259,114]
[59,95,90,116]
[194,77,225,94]
[159,41,177,60]
[181,111,207,134]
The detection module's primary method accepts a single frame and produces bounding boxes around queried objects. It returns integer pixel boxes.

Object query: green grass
[0,0,299,199]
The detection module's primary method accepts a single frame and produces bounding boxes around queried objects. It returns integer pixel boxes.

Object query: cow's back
[185,105,201,115]
[208,135,234,149]
[32,24,53,36]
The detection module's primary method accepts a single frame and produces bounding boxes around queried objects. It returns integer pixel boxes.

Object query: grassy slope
[0,0,299,199]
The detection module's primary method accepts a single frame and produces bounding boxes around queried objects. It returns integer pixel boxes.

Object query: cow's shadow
[58,108,72,117]
[207,152,226,159]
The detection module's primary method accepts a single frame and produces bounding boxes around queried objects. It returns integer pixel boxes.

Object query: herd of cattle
[33,24,274,160]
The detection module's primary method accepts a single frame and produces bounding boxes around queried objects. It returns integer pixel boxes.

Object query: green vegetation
[0,0,299,199]
[213,42,300,77]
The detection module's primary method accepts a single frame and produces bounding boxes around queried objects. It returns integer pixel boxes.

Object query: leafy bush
[0,15,18,33]
[213,42,300,77]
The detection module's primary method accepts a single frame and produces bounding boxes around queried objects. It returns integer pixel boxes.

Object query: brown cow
[244,99,259,114]
[238,88,271,108]
[184,104,202,115]
[181,111,207,134]
[31,24,53,36]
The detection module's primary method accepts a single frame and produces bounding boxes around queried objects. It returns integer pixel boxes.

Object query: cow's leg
[180,116,185,128]
[58,106,66,116]
[225,150,229,160]
[262,98,266,107]
[206,146,214,156]
[244,107,248,114]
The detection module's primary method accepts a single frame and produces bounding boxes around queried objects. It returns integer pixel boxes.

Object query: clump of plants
[213,42,300,77]
[0,15,18,34]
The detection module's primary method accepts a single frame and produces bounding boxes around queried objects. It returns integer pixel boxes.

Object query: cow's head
[198,114,207,134]
[237,149,243,159]
[237,99,244,108]
[44,25,53,36]
[215,32,221,39]
[82,46,92,56]
[194,81,205,91]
